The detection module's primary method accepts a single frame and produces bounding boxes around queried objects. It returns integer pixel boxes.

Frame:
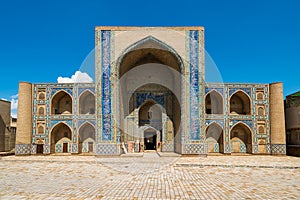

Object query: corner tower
[15,82,33,155]
[269,82,286,155]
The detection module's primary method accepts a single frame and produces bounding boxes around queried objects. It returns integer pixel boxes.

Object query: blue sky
[0,0,300,115]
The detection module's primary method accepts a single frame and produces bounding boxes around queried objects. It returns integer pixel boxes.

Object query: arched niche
[38,107,44,115]
[78,122,95,153]
[79,91,95,115]
[230,91,251,115]
[51,91,72,115]
[230,123,252,153]
[205,122,224,153]
[205,91,223,114]
[50,123,72,153]
[38,126,44,134]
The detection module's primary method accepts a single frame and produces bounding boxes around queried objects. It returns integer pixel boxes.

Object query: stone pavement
[0,154,300,199]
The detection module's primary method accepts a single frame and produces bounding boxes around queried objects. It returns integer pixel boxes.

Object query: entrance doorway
[88,142,93,153]
[36,144,43,154]
[144,131,157,150]
[63,143,68,153]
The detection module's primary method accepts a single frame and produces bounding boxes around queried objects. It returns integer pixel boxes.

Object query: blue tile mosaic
[136,93,164,107]
[189,30,200,140]
[101,30,112,141]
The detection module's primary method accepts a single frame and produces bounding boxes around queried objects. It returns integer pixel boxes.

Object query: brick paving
[0,154,300,199]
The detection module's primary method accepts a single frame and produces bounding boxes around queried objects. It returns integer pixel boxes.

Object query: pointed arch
[78,122,96,141]
[38,126,44,134]
[116,35,183,154]
[257,92,264,100]
[50,122,72,153]
[79,90,95,114]
[140,125,157,133]
[138,99,163,111]
[117,36,183,76]
[205,122,224,153]
[117,36,183,78]
[230,122,252,153]
[143,126,159,151]
[51,90,73,115]
[138,99,163,129]
[78,122,95,153]
[230,90,251,115]
[258,107,264,116]
[38,92,45,100]
[258,126,265,134]
[205,90,223,114]
[38,107,44,115]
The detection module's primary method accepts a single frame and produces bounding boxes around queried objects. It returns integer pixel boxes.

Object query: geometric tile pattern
[246,144,252,153]
[162,143,174,152]
[225,143,231,154]
[183,144,205,154]
[43,144,50,154]
[252,144,258,154]
[82,143,88,153]
[15,144,31,155]
[55,144,62,153]
[72,143,78,153]
[136,93,164,107]
[205,88,224,95]
[271,144,286,154]
[214,143,219,152]
[96,144,120,155]
[266,144,271,153]
[31,144,37,154]
[230,120,253,129]
[240,144,247,153]
[229,88,251,97]
[205,120,224,128]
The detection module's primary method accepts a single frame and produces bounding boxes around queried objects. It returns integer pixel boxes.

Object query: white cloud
[11,98,18,110]
[11,110,17,118]
[10,94,18,118]
[57,71,93,83]
[11,94,18,99]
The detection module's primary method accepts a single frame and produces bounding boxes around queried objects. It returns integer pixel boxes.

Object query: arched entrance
[78,122,95,153]
[143,127,158,151]
[122,84,180,152]
[205,123,224,153]
[117,37,183,153]
[230,123,252,153]
[138,100,162,151]
[50,123,72,153]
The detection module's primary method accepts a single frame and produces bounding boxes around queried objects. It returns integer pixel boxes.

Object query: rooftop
[287,91,300,97]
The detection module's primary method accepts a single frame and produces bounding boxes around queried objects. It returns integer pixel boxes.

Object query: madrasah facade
[15,26,286,155]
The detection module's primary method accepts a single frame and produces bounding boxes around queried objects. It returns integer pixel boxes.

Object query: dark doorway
[144,131,157,150]
[36,144,43,154]
[88,142,93,153]
[63,143,68,153]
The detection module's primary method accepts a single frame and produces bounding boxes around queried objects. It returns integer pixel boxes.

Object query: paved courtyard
[0,153,300,199]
